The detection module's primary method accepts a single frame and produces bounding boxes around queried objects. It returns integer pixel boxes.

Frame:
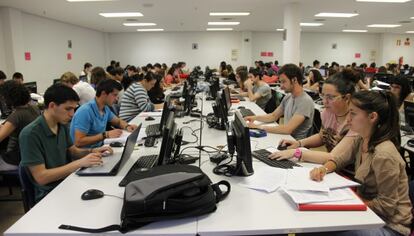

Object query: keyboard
[119,155,158,186]
[252,149,301,169]
[145,124,161,137]
[238,108,255,117]
[401,125,413,134]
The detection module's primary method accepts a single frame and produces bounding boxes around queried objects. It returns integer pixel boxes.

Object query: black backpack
[60,164,230,233]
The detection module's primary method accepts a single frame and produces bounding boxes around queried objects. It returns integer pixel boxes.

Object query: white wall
[380,33,414,66]
[300,32,380,67]
[19,12,106,92]
[252,32,284,65]
[108,31,242,70]
[0,16,7,76]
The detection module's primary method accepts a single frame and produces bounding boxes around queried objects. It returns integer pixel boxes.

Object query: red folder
[298,189,367,211]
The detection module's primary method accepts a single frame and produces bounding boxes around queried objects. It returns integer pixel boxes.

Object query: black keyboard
[119,155,158,186]
[401,125,414,134]
[239,108,255,117]
[252,149,301,169]
[145,124,161,137]
[144,136,156,147]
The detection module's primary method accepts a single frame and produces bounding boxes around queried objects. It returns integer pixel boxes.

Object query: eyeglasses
[319,93,344,101]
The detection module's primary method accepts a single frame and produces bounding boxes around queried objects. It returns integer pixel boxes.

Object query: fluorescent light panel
[208,22,240,25]
[356,0,410,2]
[367,24,401,28]
[276,28,285,31]
[406,31,414,33]
[315,12,359,17]
[342,29,368,32]
[206,28,233,31]
[123,23,156,26]
[137,28,164,32]
[67,0,115,1]
[300,23,323,26]
[99,12,143,17]
[209,12,250,16]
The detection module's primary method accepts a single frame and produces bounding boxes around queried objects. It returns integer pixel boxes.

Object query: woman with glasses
[269,70,358,163]
[309,90,412,236]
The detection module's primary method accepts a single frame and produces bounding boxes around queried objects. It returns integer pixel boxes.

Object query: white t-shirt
[73,81,95,105]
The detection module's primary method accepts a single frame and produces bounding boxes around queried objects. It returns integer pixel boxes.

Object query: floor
[0,179,25,236]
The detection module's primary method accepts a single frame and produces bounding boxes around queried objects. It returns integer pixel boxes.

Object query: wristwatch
[102,131,107,139]
[293,148,302,161]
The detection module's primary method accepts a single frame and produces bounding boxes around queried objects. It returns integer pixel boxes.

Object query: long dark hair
[390,75,412,107]
[351,90,400,153]
[309,69,323,85]
[324,70,356,96]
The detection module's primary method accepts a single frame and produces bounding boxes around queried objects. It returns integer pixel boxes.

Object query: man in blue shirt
[20,84,113,202]
[70,79,137,148]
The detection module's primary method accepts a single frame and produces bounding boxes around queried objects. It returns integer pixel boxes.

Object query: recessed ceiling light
[209,12,250,16]
[276,28,285,31]
[208,22,240,26]
[342,29,368,32]
[123,23,156,26]
[406,31,414,33]
[206,28,233,31]
[300,23,323,27]
[367,24,401,28]
[356,0,410,2]
[315,12,359,18]
[137,28,164,32]
[99,12,143,17]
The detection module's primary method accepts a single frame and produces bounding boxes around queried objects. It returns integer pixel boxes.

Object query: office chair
[18,165,35,212]
[264,90,277,114]
[0,169,19,197]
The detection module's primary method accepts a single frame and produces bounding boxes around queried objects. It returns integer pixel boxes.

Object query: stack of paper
[103,130,147,145]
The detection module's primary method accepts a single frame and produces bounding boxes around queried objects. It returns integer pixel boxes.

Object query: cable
[180,126,199,144]
[103,194,123,200]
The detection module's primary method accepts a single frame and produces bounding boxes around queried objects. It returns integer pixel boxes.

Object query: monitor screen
[222,87,232,111]
[24,82,37,94]
[209,77,220,99]
[157,112,177,166]
[319,68,326,77]
[53,78,61,85]
[159,96,172,132]
[229,110,253,176]
[404,100,414,129]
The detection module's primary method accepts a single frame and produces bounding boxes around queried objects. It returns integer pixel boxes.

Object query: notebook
[76,124,141,176]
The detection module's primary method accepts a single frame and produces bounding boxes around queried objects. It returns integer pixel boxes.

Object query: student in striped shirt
[119,72,163,122]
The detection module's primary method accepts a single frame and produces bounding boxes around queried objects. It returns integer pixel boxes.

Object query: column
[240,31,252,67]
[282,3,301,65]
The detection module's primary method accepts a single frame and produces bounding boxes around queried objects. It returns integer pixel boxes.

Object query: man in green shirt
[19,84,112,203]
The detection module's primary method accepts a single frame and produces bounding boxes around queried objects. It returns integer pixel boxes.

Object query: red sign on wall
[24,52,31,61]
[67,53,72,60]
[260,52,267,57]
[267,52,274,57]
[355,53,361,59]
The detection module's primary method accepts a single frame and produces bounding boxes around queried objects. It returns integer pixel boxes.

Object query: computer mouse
[101,150,111,157]
[408,139,414,147]
[145,116,155,121]
[134,168,149,173]
[81,189,104,200]
[238,106,245,109]
[277,143,291,151]
[109,141,123,148]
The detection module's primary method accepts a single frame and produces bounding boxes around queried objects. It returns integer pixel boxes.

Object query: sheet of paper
[103,130,147,145]
[283,188,355,204]
[323,172,360,190]
[138,111,163,117]
[285,167,329,192]
[238,166,287,193]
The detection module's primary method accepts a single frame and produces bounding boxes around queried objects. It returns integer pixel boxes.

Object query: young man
[60,71,95,105]
[243,68,272,110]
[12,72,24,84]
[70,79,137,148]
[245,64,315,140]
[119,72,164,122]
[19,84,112,203]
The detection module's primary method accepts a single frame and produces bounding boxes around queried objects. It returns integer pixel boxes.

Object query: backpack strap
[211,180,231,203]
[59,224,121,233]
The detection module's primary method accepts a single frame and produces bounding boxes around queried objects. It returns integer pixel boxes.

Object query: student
[164,66,178,85]
[270,71,357,162]
[80,62,92,82]
[0,71,11,119]
[219,61,227,77]
[70,79,137,148]
[60,72,95,105]
[147,73,165,104]
[245,64,314,140]
[304,69,323,93]
[119,72,163,122]
[20,84,113,203]
[226,64,236,82]
[310,90,412,236]
[90,67,108,89]
[0,70,6,85]
[231,68,248,94]
[106,60,116,73]
[12,72,24,84]
[0,81,40,171]
[122,65,136,90]
[389,75,412,111]
[243,68,272,110]
[313,60,320,69]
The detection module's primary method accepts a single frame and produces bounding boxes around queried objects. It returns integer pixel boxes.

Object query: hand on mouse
[247,122,260,129]
[107,129,123,138]
[268,149,295,160]
[244,116,256,123]
[92,146,113,156]
[278,139,299,149]
[78,153,103,168]
[125,124,138,132]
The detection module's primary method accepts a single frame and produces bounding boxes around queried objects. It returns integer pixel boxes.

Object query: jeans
[299,227,403,236]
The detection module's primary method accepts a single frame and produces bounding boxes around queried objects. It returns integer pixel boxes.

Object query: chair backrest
[264,89,277,114]
[311,108,322,136]
[18,165,36,212]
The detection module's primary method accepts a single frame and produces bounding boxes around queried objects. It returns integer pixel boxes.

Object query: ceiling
[1,0,414,33]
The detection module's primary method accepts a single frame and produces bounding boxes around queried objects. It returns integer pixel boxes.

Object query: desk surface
[5,92,384,235]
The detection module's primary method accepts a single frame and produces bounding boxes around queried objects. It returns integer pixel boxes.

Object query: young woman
[231,67,249,95]
[304,69,323,93]
[270,70,357,163]
[0,80,40,170]
[310,90,412,236]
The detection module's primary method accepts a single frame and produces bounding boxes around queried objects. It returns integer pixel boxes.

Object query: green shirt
[19,115,73,202]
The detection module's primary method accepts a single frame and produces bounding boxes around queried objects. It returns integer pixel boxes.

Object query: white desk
[5,93,384,235]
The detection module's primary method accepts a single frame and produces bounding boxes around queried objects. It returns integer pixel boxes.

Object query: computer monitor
[227,110,254,176]
[157,112,177,166]
[159,96,173,132]
[404,100,414,129]
[373,73,394,84]
[53,78,61,85]
[208,77,220,100]
[211,93,228,130]
[23,82,37,94]
[79,75,87,82]
[222,87,232,111]
[319,68,326,77]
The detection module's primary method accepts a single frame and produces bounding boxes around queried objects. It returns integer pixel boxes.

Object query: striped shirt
[119,82,154,122]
